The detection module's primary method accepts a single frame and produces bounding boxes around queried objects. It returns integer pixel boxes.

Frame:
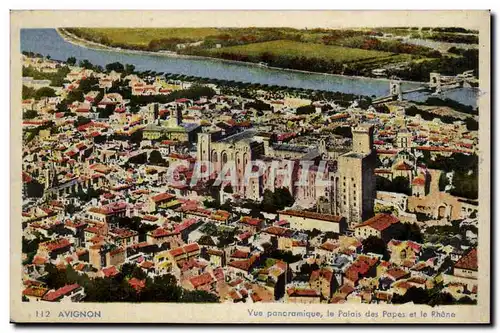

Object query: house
[236,216,264,232]
[452,247,477,276]
[182,272,216,292]
[101,266,120,278]
[153,250,174,276]
[108,228,139,248]
[37,238,72,259]
[86,202,127,224]
[344,255,379,286]
[411,174,428,197]
[146,228,181,246]
[89,244,126,270]
[278,209,346,234]
[309,268,337,299]
[206,248,225,267]
[260,226,295,251]
[354,214,403,242]
[145,192,177,212]
[286,287,321,303]
[446,248,478,292]
[227,253,260,279]
[23,286,49,301]
[167,243,201,267]
[253,260,288,300]
[128,278,146,292]
[42,284,85,302]
[388,240,422,266]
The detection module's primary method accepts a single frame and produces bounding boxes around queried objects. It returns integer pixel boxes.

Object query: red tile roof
[386,267,410,280]
[394,161,413,171]
[287,288,320,297]
[23,286,48,298]
[455,248,478,271]
[32,256,47,265]
[412,176,426,186]
[231,249,249,259]
[262,226,294,238]
[279,209,343,223]
[40,238,71,252]
[355,213,400,231]
[128,278,146,291]
[183,243,200,254]
[239,216,263,227]
[228,254,259,272]
[189,272,214,289]
[102,266,119,277]
[42,284,80,301]
[151,192,175,203]
[310,268,333,283]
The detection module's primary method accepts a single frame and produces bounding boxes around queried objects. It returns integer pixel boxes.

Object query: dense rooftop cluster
[21,54,478,305]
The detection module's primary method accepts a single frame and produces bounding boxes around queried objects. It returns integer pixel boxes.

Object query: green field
[206,40,394,63]
[68,28,221,46]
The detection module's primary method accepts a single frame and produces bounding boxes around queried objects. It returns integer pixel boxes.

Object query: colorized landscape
[20,26,479,307]
[61,27,479,82]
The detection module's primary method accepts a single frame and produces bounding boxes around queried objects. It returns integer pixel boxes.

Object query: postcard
[10,10,490,324]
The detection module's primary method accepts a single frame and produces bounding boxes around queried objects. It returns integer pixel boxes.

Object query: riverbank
[57,28,425,85]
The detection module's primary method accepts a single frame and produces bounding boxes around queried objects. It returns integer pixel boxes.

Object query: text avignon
[58,310,102,318]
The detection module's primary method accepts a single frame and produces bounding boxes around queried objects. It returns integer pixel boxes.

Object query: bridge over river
[373,71,477,104]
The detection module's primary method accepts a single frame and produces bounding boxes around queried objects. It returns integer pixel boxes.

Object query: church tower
[197,132,212,163]
[168,108,182,128]
[337,125,376,228]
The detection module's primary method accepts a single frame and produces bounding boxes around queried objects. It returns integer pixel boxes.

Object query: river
[20,29,478,107]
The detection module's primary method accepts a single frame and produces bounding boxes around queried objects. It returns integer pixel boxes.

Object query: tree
[129,130,143,145]
[438,171,448,192]
[120,263,137,278]
[125,64,136,74]
[43,263,70,289]
[22,85,36,99]
[223,184,234,194]
[129,152,147,164]
[26,179,45,198]
[106,62,125,73]
[75,116,91,128]
[78,77,99,93]
[457,296,476,304]
[132,266,148,280]
[402,223,423,243]
[392,286,430,304]
[67,56,77,66]
[392,176,411,195]
[261,187,294,213]
[296,104,316,115]
[362,236,388,258]
[450,171,478,199]
[79,59,94,70]
[66,89,84,104]
[65,203,77,215]
[34,87,56,100]
[274,187,294,209]
[180,290,219,303]
[300,263,319,275]
[428,292,456,306]
[332,126,353,138]
[148,150,165,165]
[23,110,38,120]
[98,104,115,119]
[139,275,182,302]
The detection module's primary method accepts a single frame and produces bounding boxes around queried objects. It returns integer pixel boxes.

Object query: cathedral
[196,125,376,229]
